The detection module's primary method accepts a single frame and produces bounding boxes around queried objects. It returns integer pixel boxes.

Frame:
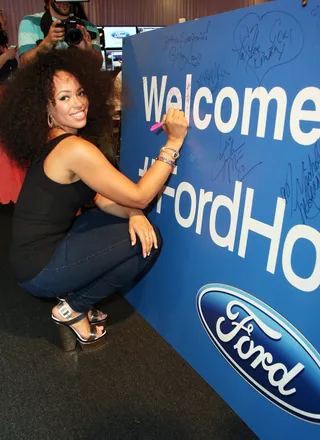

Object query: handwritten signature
[163,21,211,50]
[280,142,320,224]
[233,12,303,83]
[163,21,210,70]
[168,45,202,69]
[211,136,262,184]
[235,19,292,70]
[197,63,230,94]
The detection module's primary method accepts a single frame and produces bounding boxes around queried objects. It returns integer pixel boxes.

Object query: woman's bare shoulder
[56,134,108,171]
[57,134,100,156]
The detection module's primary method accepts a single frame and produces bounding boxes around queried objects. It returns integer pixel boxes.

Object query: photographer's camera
[57,17,83,46]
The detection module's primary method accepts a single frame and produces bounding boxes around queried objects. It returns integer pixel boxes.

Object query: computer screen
[104,50,122,70]
[99,26,164,69]
[137,26,163,33]
[103,27,137,49]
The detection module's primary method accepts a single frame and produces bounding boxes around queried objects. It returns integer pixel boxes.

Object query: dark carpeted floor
[0,203,258,440]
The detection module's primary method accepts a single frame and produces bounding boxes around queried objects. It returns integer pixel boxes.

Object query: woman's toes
[52,305,61,320]
[88,309,107,322]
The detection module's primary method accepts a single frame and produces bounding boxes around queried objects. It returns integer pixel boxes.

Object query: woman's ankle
[52,302,83,321]
[52,302,104,338]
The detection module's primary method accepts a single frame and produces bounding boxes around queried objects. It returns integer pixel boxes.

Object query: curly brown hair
[0,48,115,166]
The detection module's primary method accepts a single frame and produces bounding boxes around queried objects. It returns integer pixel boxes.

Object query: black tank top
[10,134,96,282]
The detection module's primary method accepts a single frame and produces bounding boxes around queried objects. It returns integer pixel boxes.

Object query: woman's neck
[47,128,78,142]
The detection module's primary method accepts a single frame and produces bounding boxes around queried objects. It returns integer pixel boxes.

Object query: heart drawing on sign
[232,11,304,84]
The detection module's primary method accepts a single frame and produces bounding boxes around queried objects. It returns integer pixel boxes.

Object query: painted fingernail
[131,241,134,246]
[148,252,150,256]
[144,254,147,258]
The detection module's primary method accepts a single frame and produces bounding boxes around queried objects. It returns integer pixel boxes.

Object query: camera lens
[65,28,83,46]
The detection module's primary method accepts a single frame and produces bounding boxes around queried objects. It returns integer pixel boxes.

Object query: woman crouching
[0,48,188,351]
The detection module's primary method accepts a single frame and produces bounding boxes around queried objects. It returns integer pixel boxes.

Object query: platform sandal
[57,297,108,329]
[52,301,107,352]
[89,308,108,329]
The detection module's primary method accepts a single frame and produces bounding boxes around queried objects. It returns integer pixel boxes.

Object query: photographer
[18,1,102,66]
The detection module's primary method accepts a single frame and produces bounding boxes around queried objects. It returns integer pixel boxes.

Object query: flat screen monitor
[105,50,122,70]
[137,26,163,33]
[103,27,137,49]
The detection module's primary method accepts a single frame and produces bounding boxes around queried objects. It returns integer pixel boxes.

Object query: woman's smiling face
[48,71,89,134]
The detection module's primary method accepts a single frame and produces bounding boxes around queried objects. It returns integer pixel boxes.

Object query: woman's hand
[128,209,158,257]
[161,108,188,150]
[3,47,17,60]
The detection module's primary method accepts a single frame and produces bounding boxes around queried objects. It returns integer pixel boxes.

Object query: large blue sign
[120,0,320,438]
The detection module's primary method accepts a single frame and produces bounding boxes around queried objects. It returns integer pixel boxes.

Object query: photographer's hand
[43,20,65,49]
[77,25,91,51]
[77,25,103,67]
[20,20,65,67]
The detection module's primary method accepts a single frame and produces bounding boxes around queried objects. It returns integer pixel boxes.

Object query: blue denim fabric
[19,209,162,312]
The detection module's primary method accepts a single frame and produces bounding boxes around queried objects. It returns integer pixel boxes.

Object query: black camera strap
[35,10,52,45]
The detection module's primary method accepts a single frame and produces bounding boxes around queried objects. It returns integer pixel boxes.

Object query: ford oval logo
[111,31,130,39]
[197,283,320,424]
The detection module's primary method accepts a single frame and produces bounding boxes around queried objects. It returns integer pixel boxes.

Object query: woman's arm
[67,108,187,210]
[94,193,138,218]
[0,52,8,68]
[0,48,16,68]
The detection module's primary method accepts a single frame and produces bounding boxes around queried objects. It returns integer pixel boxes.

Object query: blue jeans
[19,209,162,312]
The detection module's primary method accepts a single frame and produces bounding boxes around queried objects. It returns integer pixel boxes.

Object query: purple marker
[149,122,163,132]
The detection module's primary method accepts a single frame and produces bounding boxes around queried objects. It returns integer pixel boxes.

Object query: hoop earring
[47,113,54,128]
